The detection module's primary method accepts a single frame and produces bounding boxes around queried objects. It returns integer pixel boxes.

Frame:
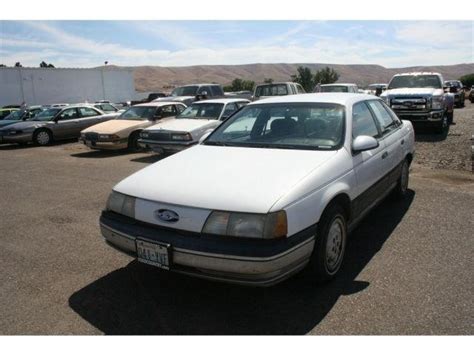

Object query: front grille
[391,97,428,111]
[144,132,172,141]
[85,132,99,142]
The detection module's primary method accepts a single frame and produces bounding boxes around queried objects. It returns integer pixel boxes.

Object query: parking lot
[0,102,473,335]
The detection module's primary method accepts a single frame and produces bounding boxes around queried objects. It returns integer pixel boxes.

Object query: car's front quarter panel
[273,148,356,236]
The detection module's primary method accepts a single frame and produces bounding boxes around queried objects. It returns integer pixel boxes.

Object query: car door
[77,107,104,132]
[53,108,80,139]
[366,100,404,186]
[351,101,388,218]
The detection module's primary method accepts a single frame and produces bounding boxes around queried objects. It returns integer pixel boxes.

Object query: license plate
[136,239,170,270]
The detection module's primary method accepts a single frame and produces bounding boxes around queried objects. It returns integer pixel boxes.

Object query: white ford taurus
[101,93,415,286]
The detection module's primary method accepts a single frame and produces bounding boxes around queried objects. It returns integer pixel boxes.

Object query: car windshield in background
[32,108,61,121]
[255,84,288,97]
[388,75,442,89]
[171,86,199,97]
[4,110,26,121]
[320,86,349,93]
[205,103,345,150]
[177,103,224,119]
[95,104,117,112]
[119,106,156,120]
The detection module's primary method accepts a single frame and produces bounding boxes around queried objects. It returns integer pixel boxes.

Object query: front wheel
[128,131,141,152]
[447,111,453,125]
[434,115,447,134]
[308,204,347,283]
[33,129,52,146]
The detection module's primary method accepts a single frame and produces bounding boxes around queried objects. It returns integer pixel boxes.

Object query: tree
[224,78,255,92]
[0,64,6,67]
[291,66,316,92]
[40,61,55,68]
[263,78,274,84]
[459,73,474,88]
[314,66,339,85]
[14,62,22,67]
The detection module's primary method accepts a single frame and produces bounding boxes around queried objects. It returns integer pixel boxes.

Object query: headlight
[202,210,287,239]
[140,131,149,139]
[106,191,136,219]
[171,133,192,141]
[431,96,444,109]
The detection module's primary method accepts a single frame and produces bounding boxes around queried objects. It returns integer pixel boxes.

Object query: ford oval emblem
[155,209,179,223]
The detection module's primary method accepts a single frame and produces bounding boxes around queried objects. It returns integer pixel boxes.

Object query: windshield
[32,108,61,121]
[171,86,199,97]
[205,103,345,150]
[255,84,288,97]
[320,86,349,93]
[119,106,156,121]
[177,103,224,120]
[388,75,442,89]
[4,110,25,121]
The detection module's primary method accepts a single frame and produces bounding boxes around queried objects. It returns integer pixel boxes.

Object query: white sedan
[138,98,249,154]
[100,93,415,286]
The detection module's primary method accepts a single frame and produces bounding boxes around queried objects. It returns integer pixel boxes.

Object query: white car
[100,93,415,286]
[316,83,359,93]
[138,98,249,154]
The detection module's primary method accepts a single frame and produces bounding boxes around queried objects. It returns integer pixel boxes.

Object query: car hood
[0,120,45,131]
[81,119,147,134]
[145,118,218,132]
[114,145,337,213]
[382,88,443,97]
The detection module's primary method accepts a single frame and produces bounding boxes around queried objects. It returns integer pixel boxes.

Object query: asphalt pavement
[0,103,473,334]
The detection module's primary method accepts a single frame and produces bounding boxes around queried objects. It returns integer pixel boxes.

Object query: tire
[33,129,52,146]
[128,131,141,152]
[308,204,347,283]
[392,159,410,199]
[435,115,447,134]
[447,111,453,125]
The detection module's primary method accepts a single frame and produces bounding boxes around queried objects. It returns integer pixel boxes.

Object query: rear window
[255,84,289,97]
[320,86,349,93]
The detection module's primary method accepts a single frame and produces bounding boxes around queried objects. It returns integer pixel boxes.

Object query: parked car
[381,72,453,132]
[138,98,250,154]
[2,105,21,109]
[80,102,187,151]
[0,108,19,120]
[253,82,305,101]
[316,83,359,93]
[367,84,388,96]
[93,102,122,113]
[50,103,70,108]
[444,80,465,108]
[130,92,168,106]
[100,93,415,286]
[0,106,45,129]
[469,86,474,103]
[224,91,254,100]
[154,84,225,106]
[0,105,117,145]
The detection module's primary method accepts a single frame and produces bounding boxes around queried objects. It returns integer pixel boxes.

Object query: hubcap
[37,132,50,145]
[326,217,345,272]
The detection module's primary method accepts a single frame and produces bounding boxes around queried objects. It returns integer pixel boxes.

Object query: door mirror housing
[352,135,379,152]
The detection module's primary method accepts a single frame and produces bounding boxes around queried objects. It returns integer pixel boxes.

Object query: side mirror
[199,131,212,144]
[352,135,379,153]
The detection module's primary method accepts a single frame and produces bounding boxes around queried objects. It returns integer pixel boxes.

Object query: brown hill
[107,63,474,92]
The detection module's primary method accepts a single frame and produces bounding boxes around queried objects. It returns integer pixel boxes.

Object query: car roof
[255,82,297,86]
[394,72,441,76]
[134,101,185,107]
[321,83,357,87]
[178,83,220,87]
[192,98,250,104]
[247,93,377,106]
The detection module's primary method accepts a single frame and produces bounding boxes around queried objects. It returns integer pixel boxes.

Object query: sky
[0,21,472,68]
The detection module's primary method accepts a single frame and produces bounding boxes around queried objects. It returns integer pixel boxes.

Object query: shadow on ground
[0,139,77,150]
[70,149,134,159]
[414,124,450,142]
[130,153,168,164]
[69,191,414,335]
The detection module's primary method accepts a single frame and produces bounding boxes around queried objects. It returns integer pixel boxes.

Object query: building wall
[0,67,137,106]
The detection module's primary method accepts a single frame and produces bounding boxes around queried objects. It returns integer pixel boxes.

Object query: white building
[0,67,137,106]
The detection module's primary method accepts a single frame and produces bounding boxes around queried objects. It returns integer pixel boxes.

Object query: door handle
[382,151,389,159]
[401,139,405,145]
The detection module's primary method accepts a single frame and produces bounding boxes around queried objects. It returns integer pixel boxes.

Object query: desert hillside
[105,63,474,92]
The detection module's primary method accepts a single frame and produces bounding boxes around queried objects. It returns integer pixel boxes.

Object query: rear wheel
[308,204,347,283]
[392,159,410,199]
[33,129,52,146]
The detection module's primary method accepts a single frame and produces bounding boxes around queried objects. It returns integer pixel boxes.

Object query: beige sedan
[80,102,186,151]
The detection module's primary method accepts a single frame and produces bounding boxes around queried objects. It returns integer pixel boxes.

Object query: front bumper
[138,139,197,153]
[0,132,33,144]
[392,109,445,123]
[100,211,315,287]
[79,137,128,150]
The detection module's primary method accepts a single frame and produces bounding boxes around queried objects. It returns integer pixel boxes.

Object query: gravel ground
[413,100,474,172]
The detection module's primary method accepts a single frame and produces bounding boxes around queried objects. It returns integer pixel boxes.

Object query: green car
[0,108,19,120]
[0,107,45,129]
